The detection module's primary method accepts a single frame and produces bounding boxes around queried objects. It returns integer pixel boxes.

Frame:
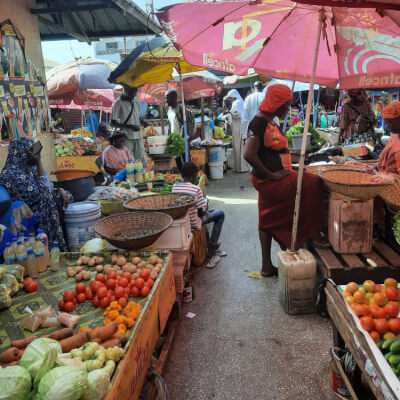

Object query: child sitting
[172,162,226,269]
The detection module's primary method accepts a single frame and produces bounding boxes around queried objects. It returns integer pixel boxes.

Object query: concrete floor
[164,172,337,400]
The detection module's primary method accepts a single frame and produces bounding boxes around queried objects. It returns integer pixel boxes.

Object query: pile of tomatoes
[59,269,155,313]
[342,278,400,342]
[23,277,38,293]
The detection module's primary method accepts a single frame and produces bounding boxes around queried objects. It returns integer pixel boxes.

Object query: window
[106,42,118,50]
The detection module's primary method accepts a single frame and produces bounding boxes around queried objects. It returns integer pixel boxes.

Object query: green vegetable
[2,273,19,295]
[390,340,400,355]
[3,264,25,283]
[389,354,400,366]
[166,133,185,157]
[82,369,110,400]
[383,337,400,351]
[37,366,88,400]
[0,284,12,309]
[0,365,31,400]
[393,212,400,244]
[385,352,392,361]
[102,360,115,377]
[83,348,106,372]
[286,122,327,148]
[19,338,62,388]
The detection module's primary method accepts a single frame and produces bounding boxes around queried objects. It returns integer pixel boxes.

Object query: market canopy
[157,1,400,89]
[32,0,161,42]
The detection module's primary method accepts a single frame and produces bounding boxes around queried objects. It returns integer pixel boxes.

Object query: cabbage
[37,366,88,400]
[82,369,110,400]
[19,338,62,388]
[0,365,31,400]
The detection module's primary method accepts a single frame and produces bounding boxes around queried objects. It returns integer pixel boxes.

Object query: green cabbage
[19,338,62,388]
[82,369,110,400]
[37,366,88,400]
[0,365,32,400]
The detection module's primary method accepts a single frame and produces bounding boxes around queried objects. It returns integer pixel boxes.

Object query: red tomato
[140,286,150,297]
[92,296,100,307]
[115,286,125,299]
[77,293,86,303]
[122,272,132,281]
[75,283,86,294]
[72,297,77,305]
[85,287,93,300]
[135,278,145,289]
[95,273,106,283]
[119,278,128,288]
[97,287,107,299]
[146,279,154,288]
[90,280,97,292]
[106,279,116,290]
[118,297,127,307]
[371,305,387,319]
[63,290,76,302]
[385,301,399,318]
[374,318,389,334]
[100,296,110,308]
[360,316,374,332]
[386,286,398,301]
[139,269,150,281]
[26,281,38,292]
[24,277,33,289]
[58,299,65,310]
[107,271,117,280]
[107,290,114,298]
[124,287,130,296]
[110,295,116,302]
[64,301,75,312]
[131,286,140,297]
[389,318,400,334]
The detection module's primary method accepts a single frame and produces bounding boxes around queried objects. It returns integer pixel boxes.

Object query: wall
[0,0,56,176]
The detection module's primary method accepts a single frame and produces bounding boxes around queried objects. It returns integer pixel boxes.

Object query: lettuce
[0,365,31,400]
[37,366,87,400]
[82,369,110,400]
[19,338,62,388]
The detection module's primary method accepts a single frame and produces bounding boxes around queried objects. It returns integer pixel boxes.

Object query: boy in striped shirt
[172,162,226,269]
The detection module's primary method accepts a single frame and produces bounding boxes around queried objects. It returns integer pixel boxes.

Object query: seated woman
[102,132,132,176]
[378,102,400,176]
[244,84,325,277]
[0,137,67,250]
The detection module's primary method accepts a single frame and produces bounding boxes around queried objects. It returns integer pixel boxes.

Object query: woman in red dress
[244,84,325,277]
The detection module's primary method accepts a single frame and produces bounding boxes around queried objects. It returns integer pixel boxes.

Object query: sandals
[206,256,221,269]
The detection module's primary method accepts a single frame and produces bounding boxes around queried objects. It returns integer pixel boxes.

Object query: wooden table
[310,240,400,284]
[325,281,399,400]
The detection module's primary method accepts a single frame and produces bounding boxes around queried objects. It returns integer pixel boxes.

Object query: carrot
[113,335,128,346]
[0,360,19,367]
[101,337,121,349]
[91,338,102,344]
[90,323,117,342]
[11,336,37,349]
[59,332,90,353]
[0,347,20,364]
[48,328,74,341]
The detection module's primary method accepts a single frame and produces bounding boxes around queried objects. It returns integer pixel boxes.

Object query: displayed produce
[0,365,32,400]
[88,187,139,202]
[166,132,185,156]
[54,137,103,157]
[394,213,400,245]
[287,122,327,147]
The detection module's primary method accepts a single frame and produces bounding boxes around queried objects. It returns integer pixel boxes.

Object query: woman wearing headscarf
[0,137,67,250]
[378,102,400,175]
[244,84,325,277]
[227,89,247,136]
[339,89,375,143]
[102,132,133,176]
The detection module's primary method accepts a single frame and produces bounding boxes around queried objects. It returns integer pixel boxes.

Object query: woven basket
[321,169,394,200]
[380,182,400,212]
[95,212,173,250]
[305,165,364,176]
[123,193,196,219]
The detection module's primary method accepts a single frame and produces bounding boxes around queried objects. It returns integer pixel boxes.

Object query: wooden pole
[85,90,98,149]
[200,96,205,140]
[178,65,189,161]
[290,9,324,252]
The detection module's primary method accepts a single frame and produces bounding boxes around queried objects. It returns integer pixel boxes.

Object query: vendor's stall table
[325,281,399,400]
[310,240,400,284]
[56,155,100,173]
[172,249,191,294]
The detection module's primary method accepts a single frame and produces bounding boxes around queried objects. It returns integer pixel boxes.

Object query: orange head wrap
[259,84,293,113]
[382,102,400,120]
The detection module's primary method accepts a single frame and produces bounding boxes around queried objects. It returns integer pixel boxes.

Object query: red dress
[249,116,325,250]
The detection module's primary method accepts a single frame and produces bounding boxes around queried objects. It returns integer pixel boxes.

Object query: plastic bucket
[227,149,234,170]
[291,133,311,150]
[64,201,101,251]
[208,146,225,163]
[209,162,224,180]
[147,135,168,154]
[53,175,95,202]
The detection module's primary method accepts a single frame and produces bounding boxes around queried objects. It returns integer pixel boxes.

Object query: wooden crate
[172,250,191,293]
[311,240,400,284]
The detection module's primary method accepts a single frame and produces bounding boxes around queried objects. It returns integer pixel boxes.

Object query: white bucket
[147,135,168,154]
[227,148,234,169]
[209,161,224,179]
[208,146,225,163]
[291,133,311,150]
[64,201,101,251]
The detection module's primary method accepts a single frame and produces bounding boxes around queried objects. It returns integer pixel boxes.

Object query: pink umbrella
[158,1,400,251]
[49,88,115,109]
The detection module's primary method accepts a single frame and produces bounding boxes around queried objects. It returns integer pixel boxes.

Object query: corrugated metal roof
[33,0,161,42]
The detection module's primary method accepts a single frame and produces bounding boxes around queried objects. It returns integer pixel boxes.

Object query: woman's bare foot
[260,267,278,277]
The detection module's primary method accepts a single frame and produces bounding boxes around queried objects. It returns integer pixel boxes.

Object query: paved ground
[164,171,337,400]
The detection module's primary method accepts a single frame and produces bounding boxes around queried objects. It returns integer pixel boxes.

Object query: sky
[41,0,176,65]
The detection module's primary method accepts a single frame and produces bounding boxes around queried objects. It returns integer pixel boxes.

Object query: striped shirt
[172,182,207,231]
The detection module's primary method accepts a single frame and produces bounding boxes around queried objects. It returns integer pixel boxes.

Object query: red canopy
[295,0,400,9]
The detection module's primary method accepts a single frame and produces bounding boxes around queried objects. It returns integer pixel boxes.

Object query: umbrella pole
[290,9,324,252]
[283,80,296,133]
[160,102,165,135]
[85,90,98,148]
[178,65,189,162]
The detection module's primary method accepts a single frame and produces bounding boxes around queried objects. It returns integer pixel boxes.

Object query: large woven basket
[321,169,395,201]
[123,193,196,219]
[95,212,173,250]
[380,182,400,212]
[305,164,366,176]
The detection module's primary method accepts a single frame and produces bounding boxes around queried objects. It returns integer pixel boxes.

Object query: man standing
[243,81,264,136]
[111,85,147,167]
